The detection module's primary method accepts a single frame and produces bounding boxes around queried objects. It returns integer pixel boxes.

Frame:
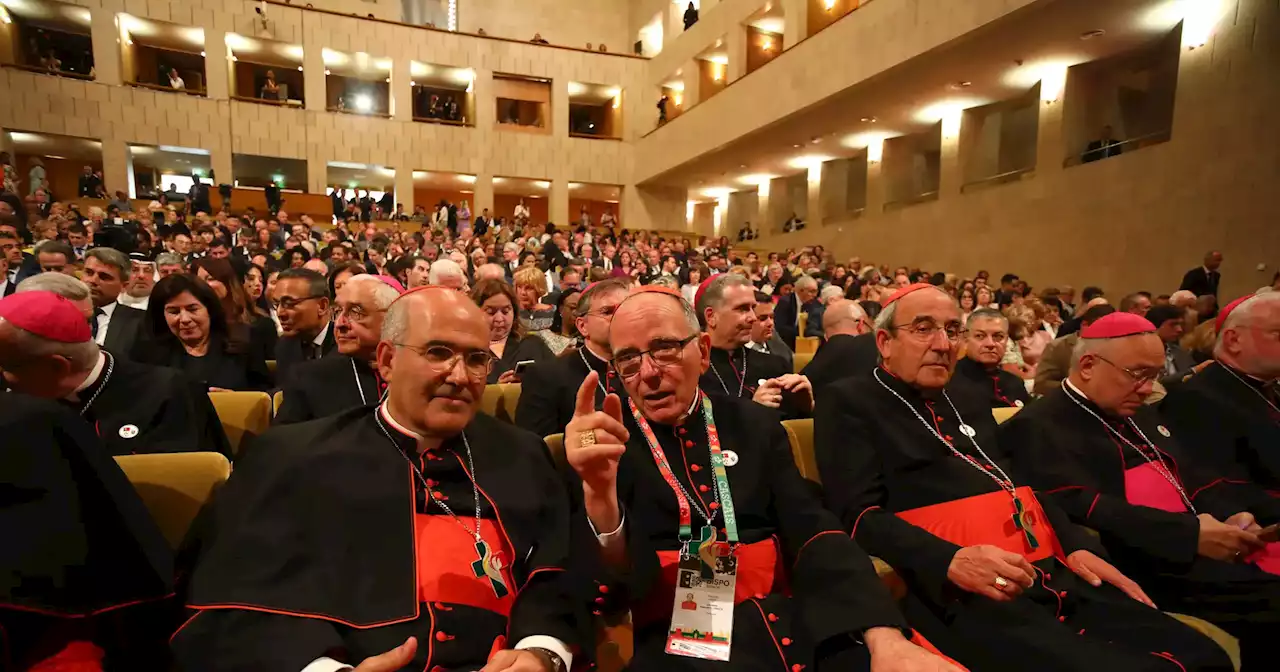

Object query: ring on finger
[993,576,1010,589]
[578,429,597,449]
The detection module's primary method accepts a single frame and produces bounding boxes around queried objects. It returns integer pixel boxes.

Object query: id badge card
[665,545,737,661]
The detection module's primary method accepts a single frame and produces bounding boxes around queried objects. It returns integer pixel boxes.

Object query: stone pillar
[783,0,808,50]
[210,148,232,189]
[303,46,326,112]
[474,172,494,217]
[806,163,822,225]
[550,179,569,226]
[391,58,412,121]
[939,110,963,198]
[865,140,886,213]
[101,139,129,198]
[756,179,772,235]
[681,58,700,108]
[307,155,328,195]
[1035,96,1065,178]
[202,30,228,100]
[472,68,493,127]
[394,167,414,214]
[552,78,569,138]
[726,24,748,83]
[91,9,121,86]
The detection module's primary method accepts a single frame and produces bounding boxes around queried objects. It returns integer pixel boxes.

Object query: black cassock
[515,345,626,439]
[948,356,1031,409]
[799,333,879,392]
[575,393,910,672]
[71,352,231,458]
[1,393,175,670]
[1003,384,1280,669]
[1160,362,1280,491]
[274,354,384,425]
[701,346,808,420]
[815,372,1232,672]
[172,407,585,672]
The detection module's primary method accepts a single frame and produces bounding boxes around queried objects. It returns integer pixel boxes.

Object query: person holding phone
[472,278,551,384]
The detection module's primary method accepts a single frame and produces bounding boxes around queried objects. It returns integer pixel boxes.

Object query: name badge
[666,545,737,661]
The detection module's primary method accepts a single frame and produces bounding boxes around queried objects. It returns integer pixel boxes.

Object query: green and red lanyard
[628,392,740,561]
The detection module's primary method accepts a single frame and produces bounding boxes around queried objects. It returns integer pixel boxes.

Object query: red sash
[896,486,1065,563]
[414,516,515,615]
[633,538,783,626]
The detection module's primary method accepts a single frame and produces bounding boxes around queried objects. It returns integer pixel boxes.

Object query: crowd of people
[2,185,1279,672]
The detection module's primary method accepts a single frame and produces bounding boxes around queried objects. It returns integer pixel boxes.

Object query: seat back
[272,390,283,416]
[793,351,814,374]
[781,419,818,483]
[208,391,272,454]
[992,406,1021,425]
[113,452,232,550]
[794,336,820,356]
[480,383,522,422]
[545,434,565,468]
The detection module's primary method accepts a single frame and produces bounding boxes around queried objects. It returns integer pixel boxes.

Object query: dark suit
[514,346,621,439]
[273,323,337,385]
[800,333,879,391]
[0,277,13,297]
[1159,342,1197,388]
[101,303,147,362]
[774,294,824,349]
[275,355,382,424]
[1178,267,1220,299]
[1082,139,1122,163]
[487,334,553,384]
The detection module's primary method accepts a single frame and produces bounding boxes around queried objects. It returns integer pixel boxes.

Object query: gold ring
[578,429,597,449]
[993,576,1010,589]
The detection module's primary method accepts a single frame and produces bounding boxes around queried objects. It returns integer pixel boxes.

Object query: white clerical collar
[379,402,423,440]
[582,341,610,363]
[1064,377,1089,400]
[68,351,107,400]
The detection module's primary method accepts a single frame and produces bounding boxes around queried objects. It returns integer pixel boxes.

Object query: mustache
[434,384,474,402]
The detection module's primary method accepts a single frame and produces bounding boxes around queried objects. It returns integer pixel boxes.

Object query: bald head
[382,287,488,345]
[476,263,505,282]
[822,299,869,339]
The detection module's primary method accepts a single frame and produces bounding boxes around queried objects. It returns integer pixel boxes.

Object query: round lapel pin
[1158,425,1171,438]
[119,424,139,439]
[1014,400,1025,408]
[722,450,739,467]
[959,424,977,438]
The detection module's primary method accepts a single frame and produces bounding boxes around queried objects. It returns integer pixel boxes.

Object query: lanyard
[628,393,740,553]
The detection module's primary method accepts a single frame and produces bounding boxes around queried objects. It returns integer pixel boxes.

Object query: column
[550,179,569,227]
[474,172,494,217]
[90,9,121,86]
[726,24,748,83]
[820,159,849,220]
[303,47,326,112]
[1034,78,1066,177]
[394,167,414,213]
[938,109,963,198]
[552,79,569,137]
[101,139,129,197]
[391,58,412,121]
[473,68,493,127]
[783,0,808,50]
[756,179,771,235]
[680,58,700,108]
[865,139,885,213]
[204,29,229,100]
[306,156,328,195]
[806,163,822,225]
[210,148,232,188]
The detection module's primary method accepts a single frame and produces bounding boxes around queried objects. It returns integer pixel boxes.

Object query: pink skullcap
[1080,312,1156,339]
[1215,295,1254,335]
[0,291,92,343]
[882,283,936,307]
[375,275,405,293]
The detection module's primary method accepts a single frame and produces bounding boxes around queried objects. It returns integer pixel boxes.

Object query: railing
[1063,130,1171,168]
[569,132,622,140]
[327,107,394,119]
[960,167,1033,194]
[230,95,302,107]
[883,190,939,212]
[412,115,470,127]
[2,63,94,81]
[126,80,208,97]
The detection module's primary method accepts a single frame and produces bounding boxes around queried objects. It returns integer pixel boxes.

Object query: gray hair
[503,242,519,254]
[819,284,844,303]
[873,286,956,335]
[615,289,701,336]
[155,252,184,267]
[1215,292,1280,356]
[84,247,131,281]
[0,317,100,372]
[428,258,465,284]
[694,273,754,328]
[576,277,631,318]
[966,308,1008,330]
[343,274,400,310]
[795,274,818,291]
[1070,336,1111,373]
[475,263,506,282]
[17,273,91,302]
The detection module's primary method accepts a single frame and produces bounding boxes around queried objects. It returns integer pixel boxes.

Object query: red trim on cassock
[1150,651,1187,672]
[632,538,784,627]
[909,631,967,670]
[1043,485,1085,495]
[169,611,203,644]
[743,598,789,669]
[1189,477,1252,501]
[851,506,880,538]
[0,592,175,619]
[795,530,844,565]
[896,487,1065,564]
[1086,493,1100,520]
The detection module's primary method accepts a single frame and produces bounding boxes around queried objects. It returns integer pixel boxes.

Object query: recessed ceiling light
[792,143,802,148]
[948,81,973,90]
[861,116,877,123]
[810,136,822,144]
[1080,29,1106,40]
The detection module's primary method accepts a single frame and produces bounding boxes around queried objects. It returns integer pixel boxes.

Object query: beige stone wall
[746,0,1280,303]
[459,0,632,52]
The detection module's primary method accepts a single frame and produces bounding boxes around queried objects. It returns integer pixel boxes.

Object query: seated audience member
[1161,293,1280,490]
[303,257,329,276]
[429,257,468,291]
[515,278,629,438]
[83,247,148,360]
[156,251,186,278]
[747,290,793,372]
[800,298,875,391]
[192,257,277,369]
[949,308,1031,408]
[120,252,157,309]
[814,283,1232,671]
[564,286,960,672]
[472,278,553,384]
[134,274,271,392]
[328,260,367,296]
[0,291,230,456]
[513,265,554,332]
[37,240,78,275]
[173,288,584,672]
[532,283,582,356]
[276,275,400,424]
[697,274,812,419]
[241,262,270,315]
[1034,303,1116,396]
[1119,291,1153,317]
[273,268,336,383]
[0,394,176,671]
[774,274,824,348]
[406,254,432,288]
[1003,312,1280,669]
[1143,304,1201,387]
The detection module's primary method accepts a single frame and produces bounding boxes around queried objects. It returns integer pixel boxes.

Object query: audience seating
[794,336,820,356]
[544,433,565,467]
[208,391,273,455]
[793,351,813,374]
[992,407,1021,424]
[266,360,277,376]
[113,452,232,550]
[272,391,284,416]
[781,419,819,482]
[480,383,522,422]
[1168,614,1240,671]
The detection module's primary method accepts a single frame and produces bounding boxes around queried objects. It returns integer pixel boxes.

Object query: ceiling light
[458,175,477,184]
[200,50,206,57]
[567,81,586,96]
[324,69,331,76]
[810,137,822,144]
[385,77,391,83]
[788,155,830,170]
[861,116,876,123]
[297,66,303,72]
[1079,29,1105,40]
[792,143,801,148]
[948,80,972,90]
[738,174,775,185]
[353,94,374,113]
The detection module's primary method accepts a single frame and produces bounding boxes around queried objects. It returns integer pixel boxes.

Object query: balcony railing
[127,80,207,97]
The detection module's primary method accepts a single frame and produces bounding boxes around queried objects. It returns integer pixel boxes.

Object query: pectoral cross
[696,526,718,579]
[1011,496,1040,551]
[470,540,510,598]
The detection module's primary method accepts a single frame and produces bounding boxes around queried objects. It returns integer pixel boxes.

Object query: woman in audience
[457,199,472,236]
[328,260,366,296]
[612,249,634,277]
[134,274,271,391]
[681,263,708,305]
[512,265,554,331]
[471,279,552,384]
[958,288,977,323]
[242,262,270,313]
[975,285,996,309]
[193,257,279,359]
[533,286,582,356]
[286,247,310,269]
[260,69,281,101]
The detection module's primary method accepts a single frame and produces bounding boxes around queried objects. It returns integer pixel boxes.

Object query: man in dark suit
[1082,125,1123,163]
[801,299,875,391]
[1145,305,1200,388]
[747,291,793,372]
[273,268,336,384]
[774,274,824,349]
[1178,250,1223,300]
[82,248,146,361]
[473,208,491,236]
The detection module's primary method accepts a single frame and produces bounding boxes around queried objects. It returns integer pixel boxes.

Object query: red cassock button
[432,491,447,501]
[592,609,602,616]
[435,631,452,641]
[431,666,447,672]
[781,638,792,646]
[767,613,778,622]
[1058,616,1065,622]
[944,435,953,442]
[792,665,805,672]
[598,585,610,594]
[709,502,719,510]
[691,464,702,472]
[678,427,687,435]
[699,485,710,493]
[594,597,606,604]
[1059,591,1067,598]
[425,478,437,487]
[685,440,695,448]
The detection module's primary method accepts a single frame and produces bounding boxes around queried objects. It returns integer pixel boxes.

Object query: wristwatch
[525,647,566,672]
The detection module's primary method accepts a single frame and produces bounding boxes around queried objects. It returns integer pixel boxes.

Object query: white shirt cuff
[587,509,626,545]
[301,657,351,672]
[514,635,573,671]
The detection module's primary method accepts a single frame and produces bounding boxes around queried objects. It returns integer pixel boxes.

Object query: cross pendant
[470,540,510,598]
[696,525,718,579]
[1011,496,1040,551]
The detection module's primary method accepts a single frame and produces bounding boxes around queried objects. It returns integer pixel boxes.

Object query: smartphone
[514,360,536,374]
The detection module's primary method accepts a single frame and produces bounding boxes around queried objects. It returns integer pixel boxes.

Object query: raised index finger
[575,370,600,416]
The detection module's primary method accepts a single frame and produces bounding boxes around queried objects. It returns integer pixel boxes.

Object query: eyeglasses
[277,295,325,311]
[968,331,1009,345]
[612,335,698,379]
[892,320,966,342]
[395,342,496,379]
[1094,355,1162,385]
[332,304,386,324]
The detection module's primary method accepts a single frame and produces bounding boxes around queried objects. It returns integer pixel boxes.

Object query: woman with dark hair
[327,260,366,296]
[285,247,310,268]
[133,274,271,391]
[470,278,552,384]
[242,263,269,313]
[533,285,582,356]
[192,257,277,366]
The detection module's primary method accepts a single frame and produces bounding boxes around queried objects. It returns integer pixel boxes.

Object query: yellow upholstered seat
[782,419,819,483]
[544,433,565,468]
[113,452,231,550]
[208,391,272,455]
[266,359,277,376]
[793,351,814,374]
[794,336,820,356]
[272,390,283,415]
[1168,613,1240,671]
[480,383,522,422]
[992,406,1021,424]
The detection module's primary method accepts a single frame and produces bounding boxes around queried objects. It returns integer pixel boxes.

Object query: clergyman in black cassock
[564,287,962,672]
[798,300,874,391]
[1,393,175,670]
[947,310,1030,409]
[815,285,1230,672]
[1002,312,1280,669]
[172,288,583,672]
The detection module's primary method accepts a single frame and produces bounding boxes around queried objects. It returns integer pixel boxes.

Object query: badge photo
[721,450,739,467]
[119,424,139,439]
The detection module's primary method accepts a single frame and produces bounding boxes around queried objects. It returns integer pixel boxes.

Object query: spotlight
[354,94,373,113]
